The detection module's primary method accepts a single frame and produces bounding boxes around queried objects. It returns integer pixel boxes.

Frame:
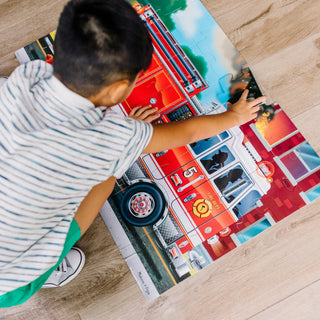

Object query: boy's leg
[74,176,117,235]
[42,176,117,289]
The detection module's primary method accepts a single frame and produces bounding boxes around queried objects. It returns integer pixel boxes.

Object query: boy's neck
[54,72,111,107]
[54,72,137,108]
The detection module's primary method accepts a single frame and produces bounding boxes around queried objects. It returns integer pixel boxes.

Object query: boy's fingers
[251,105,261,114]
[132,105,153,117]
[143,113,161,123]
[249,95,266,107]
[129,105,159,121]
[129,105,149,115]
[140,107,158,118]
[240,89,249,100]
[226,102,232,110]
[251,113,258,120]
[128,106,141,116]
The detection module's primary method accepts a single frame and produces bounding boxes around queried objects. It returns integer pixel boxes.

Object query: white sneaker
[42,247,85,288]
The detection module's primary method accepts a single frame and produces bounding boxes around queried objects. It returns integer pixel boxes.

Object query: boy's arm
[74,177,117,235]
[143,90,266,154]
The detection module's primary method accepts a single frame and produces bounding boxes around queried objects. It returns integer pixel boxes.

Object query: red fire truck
[114,5,272,278]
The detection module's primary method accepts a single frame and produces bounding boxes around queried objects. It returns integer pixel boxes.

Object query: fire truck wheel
[120,182,166,226]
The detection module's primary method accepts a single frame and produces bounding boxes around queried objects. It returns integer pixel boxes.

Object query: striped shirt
[0,60,152,294]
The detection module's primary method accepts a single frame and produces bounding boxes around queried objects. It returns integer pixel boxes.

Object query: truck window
[199,145,235,175]
[280,142,320,181]
[213,164,252,203]
[232,190,261,218]
[166,104,194,122]
[189,131,230,155]
[234,218,272,244]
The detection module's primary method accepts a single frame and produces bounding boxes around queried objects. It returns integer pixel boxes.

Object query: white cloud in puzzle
[172,0,203,39]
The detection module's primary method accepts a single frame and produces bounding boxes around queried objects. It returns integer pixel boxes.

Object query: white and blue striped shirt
[0,60,152,294]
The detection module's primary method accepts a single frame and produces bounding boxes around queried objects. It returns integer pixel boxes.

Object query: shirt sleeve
[111,115,153,179]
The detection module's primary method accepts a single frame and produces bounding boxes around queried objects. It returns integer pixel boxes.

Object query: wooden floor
[1,0,320,319]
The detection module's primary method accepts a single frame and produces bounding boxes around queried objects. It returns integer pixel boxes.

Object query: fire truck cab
[119,122,270,276]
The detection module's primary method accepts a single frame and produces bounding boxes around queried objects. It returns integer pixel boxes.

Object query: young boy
[0,0,265,307]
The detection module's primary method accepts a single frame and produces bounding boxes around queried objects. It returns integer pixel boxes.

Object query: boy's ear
[88,79,133,107]
[107,79,131,104]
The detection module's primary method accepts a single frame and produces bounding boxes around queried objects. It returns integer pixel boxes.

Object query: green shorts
[0,219,81,308]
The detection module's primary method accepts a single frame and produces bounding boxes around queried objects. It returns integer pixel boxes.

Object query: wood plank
[79,199,320,320]
[292,104,320,154]
[200,0,251,17]
[204,0,320,65]
[250,32,320,118]
[249,280,320,320]
[0,0,68,74]
[0,52,19,76]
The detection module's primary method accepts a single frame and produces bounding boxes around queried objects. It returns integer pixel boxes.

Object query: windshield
[212,164,252,203]
[189,131,230,155]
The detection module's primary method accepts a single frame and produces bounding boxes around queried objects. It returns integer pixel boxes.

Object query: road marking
[36,40,46,56]
[142,227,177,285]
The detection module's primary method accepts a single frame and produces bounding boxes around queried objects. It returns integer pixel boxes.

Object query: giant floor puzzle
[16,0,320,301]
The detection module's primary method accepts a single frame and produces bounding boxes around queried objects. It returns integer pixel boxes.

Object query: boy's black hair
[54,0,153,97]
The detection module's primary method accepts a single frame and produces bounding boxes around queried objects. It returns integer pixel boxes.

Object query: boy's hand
[129,105,160,123]
[227,89,266,126]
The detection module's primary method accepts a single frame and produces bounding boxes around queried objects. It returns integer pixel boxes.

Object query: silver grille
[154,212,184,246]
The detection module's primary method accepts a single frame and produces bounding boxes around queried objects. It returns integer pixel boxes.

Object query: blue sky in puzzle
[170,0,244,111]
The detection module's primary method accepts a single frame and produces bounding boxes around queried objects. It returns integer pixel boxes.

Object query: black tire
[120,181,166,226]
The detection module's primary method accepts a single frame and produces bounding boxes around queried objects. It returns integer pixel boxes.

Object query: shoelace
[56,258,68,273]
